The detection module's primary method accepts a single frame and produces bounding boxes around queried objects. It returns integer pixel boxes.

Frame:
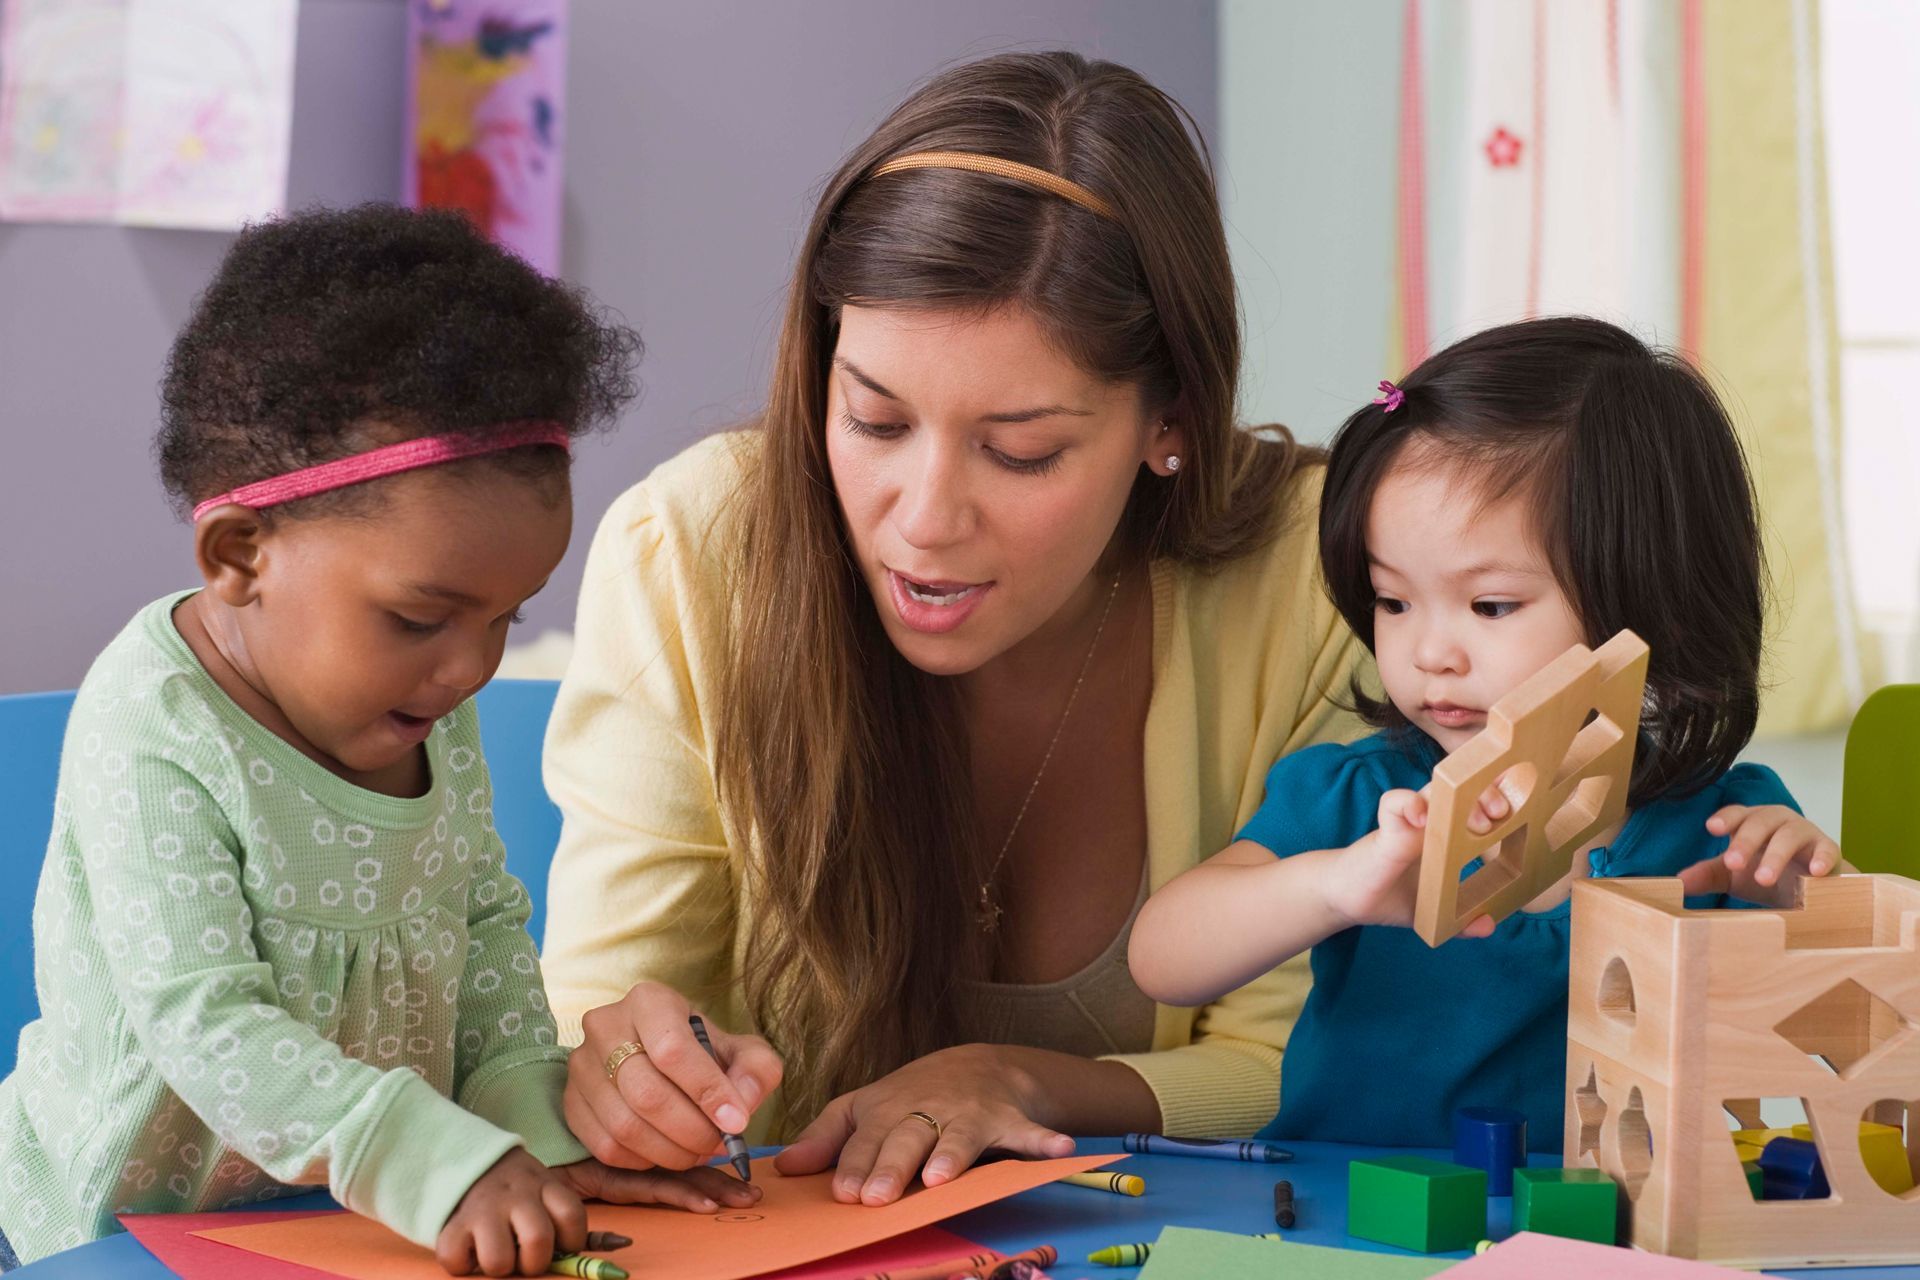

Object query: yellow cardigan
[541,431,1365,1140]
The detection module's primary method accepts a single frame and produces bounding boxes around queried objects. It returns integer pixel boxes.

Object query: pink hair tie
[1372,380,1405,413]
[190,421,571,522]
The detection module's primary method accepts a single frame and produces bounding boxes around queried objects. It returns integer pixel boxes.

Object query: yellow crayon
[550,1254,628,1280]
[1059,1170,1145,1196]
[1088,1234,1279,1266]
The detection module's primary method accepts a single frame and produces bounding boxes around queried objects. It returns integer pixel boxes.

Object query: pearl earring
[1164,455,1181,473]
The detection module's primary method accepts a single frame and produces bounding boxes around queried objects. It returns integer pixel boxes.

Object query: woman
[541,50,1363,1206]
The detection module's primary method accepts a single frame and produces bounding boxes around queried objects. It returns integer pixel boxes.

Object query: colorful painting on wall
[405,0,566,276]
[0,0,298,230]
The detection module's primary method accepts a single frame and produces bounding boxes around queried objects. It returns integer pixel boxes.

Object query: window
[1823,0,1920,681]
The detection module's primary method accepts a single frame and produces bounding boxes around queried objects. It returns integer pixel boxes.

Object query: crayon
[852,1248,999,1280]
[1273,1178,1295,1228]
[689,1014,753,1181]
[981,1249,1056,1280]
[1120,1134,1291,1163]
[1059,1170,1145,1196]
[1088,1234,1281,1266]
[946,1264,1051,1280]
[549,1256,627,1280]
[583,1232,632,1252]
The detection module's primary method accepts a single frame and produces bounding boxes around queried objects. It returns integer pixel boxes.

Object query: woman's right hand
[565,981,785,1171]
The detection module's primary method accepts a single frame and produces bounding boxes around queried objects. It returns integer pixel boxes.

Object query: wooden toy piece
[1346,1156,1487,1253]
[1737,1121,1915,1195]
[1565,873,1920,1269]
[1412,630,1648,946]
[1453,1106,1528,1196]
[1512,1167,1620,1243]
[1757,1137,1829,1200]
[1858,1121,1917,1195]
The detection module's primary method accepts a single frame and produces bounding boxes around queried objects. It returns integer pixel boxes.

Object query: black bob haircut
[1318,316,1766,807]
[157,203,640,518]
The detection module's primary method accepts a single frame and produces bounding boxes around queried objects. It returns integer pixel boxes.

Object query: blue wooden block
[1453,1106,1528,1196]
[1758,1136,1830,1200]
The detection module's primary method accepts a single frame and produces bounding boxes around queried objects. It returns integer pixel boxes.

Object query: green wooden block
[1347,1156,1488,1253]
[1744,1160,1765,1199]
[1512,1167,1619,1244]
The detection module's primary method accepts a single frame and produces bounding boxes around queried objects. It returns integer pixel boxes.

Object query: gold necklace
[976,569,1125,934]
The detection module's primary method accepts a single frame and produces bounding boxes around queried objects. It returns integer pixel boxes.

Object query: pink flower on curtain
[1484,126,1525,168]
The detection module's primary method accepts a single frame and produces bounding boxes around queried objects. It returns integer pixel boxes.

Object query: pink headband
[191,422,571,522]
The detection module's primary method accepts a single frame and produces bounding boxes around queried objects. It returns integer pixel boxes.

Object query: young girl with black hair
[0,205,757,1275]
[1131,316,1844,1151]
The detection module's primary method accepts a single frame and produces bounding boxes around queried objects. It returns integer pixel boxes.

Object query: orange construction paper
[195,1152,1120,1280]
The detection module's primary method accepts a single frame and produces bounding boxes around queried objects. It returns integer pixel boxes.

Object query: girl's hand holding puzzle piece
[1319,780,1521,938]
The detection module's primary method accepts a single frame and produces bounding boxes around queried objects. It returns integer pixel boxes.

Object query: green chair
[1842,684,1920,877]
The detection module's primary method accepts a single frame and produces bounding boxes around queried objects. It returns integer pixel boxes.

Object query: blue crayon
[1122,1133,1292,1163]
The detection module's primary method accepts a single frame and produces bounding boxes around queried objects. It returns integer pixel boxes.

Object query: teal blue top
[1238,732,1796,1152]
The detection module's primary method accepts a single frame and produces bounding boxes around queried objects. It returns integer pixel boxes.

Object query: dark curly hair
[157,203,640,518]
[1319,316,1767,807]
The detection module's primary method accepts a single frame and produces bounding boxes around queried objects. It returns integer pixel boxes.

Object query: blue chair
[0,691,76,1079]
[0,679,565,1079]
[470,678,565,945]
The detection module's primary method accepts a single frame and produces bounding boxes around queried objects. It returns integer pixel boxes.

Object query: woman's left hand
[1677,804,1844,905]
[771,1044,1077,1205]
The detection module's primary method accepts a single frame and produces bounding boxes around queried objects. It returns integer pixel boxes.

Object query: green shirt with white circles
[0,592,586,1264]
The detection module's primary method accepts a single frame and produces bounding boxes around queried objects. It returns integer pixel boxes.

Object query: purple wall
[0,0,1216,692]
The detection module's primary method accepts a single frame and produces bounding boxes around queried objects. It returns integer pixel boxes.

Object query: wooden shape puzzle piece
[1412,630,1649,946]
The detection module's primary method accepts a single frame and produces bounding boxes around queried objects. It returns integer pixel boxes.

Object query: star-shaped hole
[1774,979,1917,1079]
[1574,1062,1609,1158]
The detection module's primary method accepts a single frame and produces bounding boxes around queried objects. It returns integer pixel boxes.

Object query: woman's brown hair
[715,51,1320,1127]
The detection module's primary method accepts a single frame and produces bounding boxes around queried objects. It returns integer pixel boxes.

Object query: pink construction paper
[128,1210,979,1280]
[760,1226,994,1279]
[119,1209,340,1279]
[1445,1232,1756,1277]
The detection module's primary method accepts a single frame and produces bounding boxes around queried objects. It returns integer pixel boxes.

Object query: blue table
[16,1139,1918,1278]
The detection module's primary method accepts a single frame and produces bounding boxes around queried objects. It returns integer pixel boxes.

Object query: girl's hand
[772,1043,1076,1206]
[565,982,784,1172]
[436,1148,587,1277]
[436,1151,765,1276]
[553,1157,761,1212]
[1322,790,1496,937]
[1678,805,1843,905]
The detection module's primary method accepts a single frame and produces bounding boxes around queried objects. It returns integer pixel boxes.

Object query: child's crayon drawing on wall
[0,0,297,230]
[406,0,566,276]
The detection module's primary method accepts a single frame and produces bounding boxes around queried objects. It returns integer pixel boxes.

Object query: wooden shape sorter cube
[1412,629,1649,946]
[1565,874,1920,1269]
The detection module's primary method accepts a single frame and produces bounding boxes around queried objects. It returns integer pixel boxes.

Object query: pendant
[977,883,1002,933]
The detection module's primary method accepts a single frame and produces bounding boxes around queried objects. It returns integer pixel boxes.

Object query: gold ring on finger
[903,1110,943,1139]
[604,1040,647,1081]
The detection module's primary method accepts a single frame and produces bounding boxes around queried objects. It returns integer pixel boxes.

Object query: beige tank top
[952,868,1157,1058]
